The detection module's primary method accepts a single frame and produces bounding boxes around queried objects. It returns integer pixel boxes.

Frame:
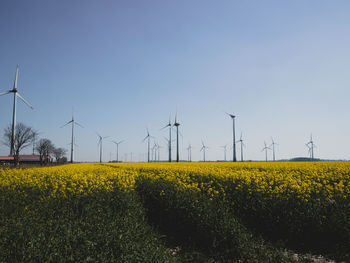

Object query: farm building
[0,155,52,164]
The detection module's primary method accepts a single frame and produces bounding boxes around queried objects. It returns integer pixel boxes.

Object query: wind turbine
[142,128,154,162]
[156,143,162,161]
[111,140,124,162]
[0,65,34,155]
[270,137,279,162]
[261,141,271,162]
[186,144,192,162]
[306,134,316,161]
[226,112,237,162]
[61,110,83,163]
[200,141,209,162]
[220,144,228,161]
[97,133,109,163]
[236,133,245,162]
[173,110,180,162]
[152,142,158,162]
[161,114,172,162]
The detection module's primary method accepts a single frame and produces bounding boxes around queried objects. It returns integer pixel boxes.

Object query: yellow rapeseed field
[1,161,349,203]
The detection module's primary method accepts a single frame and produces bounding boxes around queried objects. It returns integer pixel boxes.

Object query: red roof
[0,156,13,161]
[0,155,50,161]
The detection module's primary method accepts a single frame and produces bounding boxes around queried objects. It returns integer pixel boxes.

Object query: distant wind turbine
[262,141,271,162]
[0,65,34,155]
[226,112,237,162]
[173,110,180,162]
[236,133,245,162]
[61,109,83,163]
[152,142,158,162]
[97,133,109,163]
[306,134,316,161]
[186,144,192,162]
[220,144,228,161]
[156,143,162,161]
[270,137,279,162]
[161,114,172,162]
[200,141,209,162]
[111,140,124,162]
[142,128,154,162]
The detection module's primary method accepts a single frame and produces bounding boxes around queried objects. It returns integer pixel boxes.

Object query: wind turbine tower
[271,137,279,162]
[173,111,180,162]
[0,65,34,155]
[262,141,271,162]
[61,110,83,163]
[226,113,237,162]
[236,133,245,162]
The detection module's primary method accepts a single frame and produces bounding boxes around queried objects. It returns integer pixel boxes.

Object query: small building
[0,155,52,164]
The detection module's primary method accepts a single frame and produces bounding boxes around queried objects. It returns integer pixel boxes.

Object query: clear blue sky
[1,0,350,162]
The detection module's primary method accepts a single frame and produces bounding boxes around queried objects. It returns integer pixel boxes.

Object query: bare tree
[35,139,55,165]
[3,123,36,166]
[53,147,67,163]
[31,130,40,155]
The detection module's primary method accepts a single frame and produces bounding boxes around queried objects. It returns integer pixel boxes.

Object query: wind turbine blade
[13,65,19,90]
[225,112,235,118]
[118,140,124,144]
[95,132,102,139]
[160,124,170,130]
[103,136,110,139]
[142,135,149,142]
[17,93,34,109]
[240,133,242,141]
[75,122,84,128]
[60,120,73,128]
[178,130,183,138]
[0,90,11,96]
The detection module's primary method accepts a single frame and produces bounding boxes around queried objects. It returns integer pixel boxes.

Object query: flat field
[0,162,349,262]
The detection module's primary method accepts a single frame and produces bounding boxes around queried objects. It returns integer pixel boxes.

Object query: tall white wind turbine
[142,128,154,163]
[220,144,228,161]
[61,110,83,163]
[226,112,237,162]
[200,140,209,162]
[97,133,109,163]
[0,65,34,155]
[236,133,245,162]
[261,141,271,162]
[111,140,124,162]
[173,110,180,162]
[270,137,279,162]
[306,134,316,161]
[161,114,172,162]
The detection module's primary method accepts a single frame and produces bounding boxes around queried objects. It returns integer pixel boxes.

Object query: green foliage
[0,187,176,263]
[135,177,295,263]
